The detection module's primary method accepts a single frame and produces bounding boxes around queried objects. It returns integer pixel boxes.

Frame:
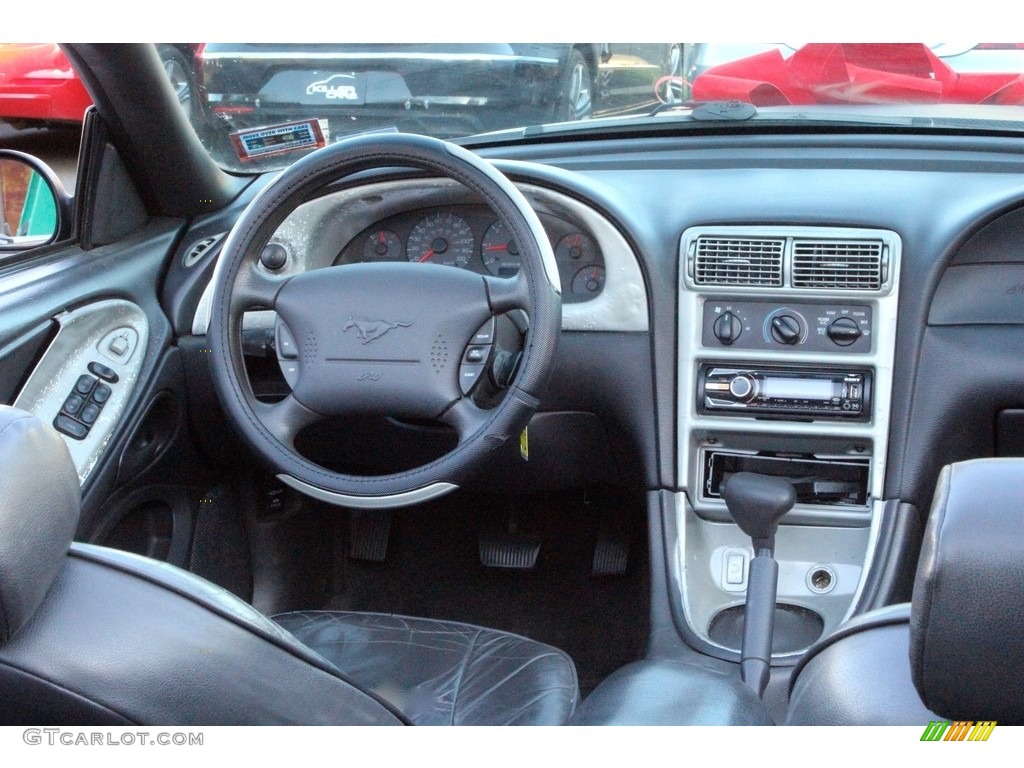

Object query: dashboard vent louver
[183,232,227,268]
[792,239,884,290]
[693,237,784,287]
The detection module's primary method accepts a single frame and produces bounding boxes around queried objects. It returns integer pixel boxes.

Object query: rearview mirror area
[0,151,69,251]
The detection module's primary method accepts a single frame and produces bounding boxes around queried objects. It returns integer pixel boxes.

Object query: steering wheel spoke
[484,272,531,314]
[234,259,286,310]
[254,394,321,449]
[439,397,492,445]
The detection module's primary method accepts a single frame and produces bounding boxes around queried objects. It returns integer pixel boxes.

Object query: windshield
[147,43,1024,172]
[183,43,680,171]
[5,40,1024,176]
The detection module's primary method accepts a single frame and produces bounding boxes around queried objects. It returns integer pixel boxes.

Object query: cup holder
[707,603,824,654]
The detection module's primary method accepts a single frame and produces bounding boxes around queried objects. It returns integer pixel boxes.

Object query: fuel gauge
[362,229,402,262]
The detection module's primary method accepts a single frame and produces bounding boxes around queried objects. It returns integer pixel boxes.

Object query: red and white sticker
[230,119,327,162]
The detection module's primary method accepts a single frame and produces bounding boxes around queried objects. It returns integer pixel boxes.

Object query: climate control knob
[713,311,743,345]
[827,317,862,347]
[770,314,802,345]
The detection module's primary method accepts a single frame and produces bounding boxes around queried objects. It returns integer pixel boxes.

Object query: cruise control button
[464,345,489,364]
[472,318,496,345]
[88,361,119,383]
[74,375,97,396]
[459,363,486,395]
[54,414,88,440]
[276,322,299,360]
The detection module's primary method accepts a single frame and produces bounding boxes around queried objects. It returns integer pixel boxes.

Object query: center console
[673,225,901,662]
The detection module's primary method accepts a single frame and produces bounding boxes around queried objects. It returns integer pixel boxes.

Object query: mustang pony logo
[342,317,412,344]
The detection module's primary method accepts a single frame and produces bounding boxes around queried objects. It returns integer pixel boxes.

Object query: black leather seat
[0,406,578,725]
[787,458,1024,725]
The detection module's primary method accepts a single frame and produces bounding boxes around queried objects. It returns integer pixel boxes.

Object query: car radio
[698,364,871,420]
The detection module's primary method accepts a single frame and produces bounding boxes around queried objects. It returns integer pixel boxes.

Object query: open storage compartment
[702,448,870,507]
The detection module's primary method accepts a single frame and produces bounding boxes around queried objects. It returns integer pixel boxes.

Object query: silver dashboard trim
[192,178,649,336]
[674,225,902,658]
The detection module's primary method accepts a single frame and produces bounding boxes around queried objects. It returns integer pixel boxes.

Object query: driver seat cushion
[274,611,579,726]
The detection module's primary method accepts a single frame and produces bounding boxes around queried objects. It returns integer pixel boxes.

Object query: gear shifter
[720,472,796,697]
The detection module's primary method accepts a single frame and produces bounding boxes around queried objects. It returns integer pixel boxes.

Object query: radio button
[728,375,755,400]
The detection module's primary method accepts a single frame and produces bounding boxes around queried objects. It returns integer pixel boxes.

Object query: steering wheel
[209,133,562,509]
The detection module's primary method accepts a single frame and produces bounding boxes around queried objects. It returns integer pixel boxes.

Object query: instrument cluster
[334,205,607,303]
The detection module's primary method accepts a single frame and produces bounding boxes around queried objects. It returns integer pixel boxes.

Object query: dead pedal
[349,509,392,561]
[479,534,541,570]
[592,538,629,576]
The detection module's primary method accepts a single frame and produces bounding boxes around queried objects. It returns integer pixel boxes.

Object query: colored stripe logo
[921,721,996,742]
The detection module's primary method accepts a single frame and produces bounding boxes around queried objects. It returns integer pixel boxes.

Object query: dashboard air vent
[693,237,784,287]
[183,232,227,268]
[792,239,884,290]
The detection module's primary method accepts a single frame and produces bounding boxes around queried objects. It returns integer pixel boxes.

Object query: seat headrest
[911,458,1024,723]
[0,406,80,643]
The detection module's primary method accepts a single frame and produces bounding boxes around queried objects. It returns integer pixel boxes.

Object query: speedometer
[406,212,476,268]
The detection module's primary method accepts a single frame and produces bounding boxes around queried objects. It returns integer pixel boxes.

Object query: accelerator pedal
[592,504,631,576]
[349,509,392,562]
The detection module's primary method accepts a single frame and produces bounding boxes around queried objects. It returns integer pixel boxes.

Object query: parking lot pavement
[0,120,81,192]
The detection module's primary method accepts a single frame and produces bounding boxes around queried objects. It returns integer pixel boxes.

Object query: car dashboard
[14,123,1024,677]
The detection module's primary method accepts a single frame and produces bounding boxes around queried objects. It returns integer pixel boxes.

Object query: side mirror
[0,150,72,251]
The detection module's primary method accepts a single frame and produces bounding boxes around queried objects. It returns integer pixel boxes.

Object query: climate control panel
[701,300,872,353]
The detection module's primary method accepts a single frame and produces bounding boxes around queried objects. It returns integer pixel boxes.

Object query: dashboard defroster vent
[693,237,784,287]
[792,239,884,290]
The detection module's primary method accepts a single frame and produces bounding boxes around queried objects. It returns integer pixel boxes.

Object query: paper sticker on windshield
[230,119,326,162]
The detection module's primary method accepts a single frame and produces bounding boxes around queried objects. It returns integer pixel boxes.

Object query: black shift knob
[721,472,796,550]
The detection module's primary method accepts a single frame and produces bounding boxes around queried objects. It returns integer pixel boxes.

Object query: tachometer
[407,212,475,268]
[481,220,522,276]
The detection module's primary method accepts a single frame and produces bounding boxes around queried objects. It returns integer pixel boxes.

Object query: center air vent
[693,237,784,287]
[683,227,897,293]
[792,239,884,290]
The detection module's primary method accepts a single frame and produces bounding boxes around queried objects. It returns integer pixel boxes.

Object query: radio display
[762,377,838,401]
